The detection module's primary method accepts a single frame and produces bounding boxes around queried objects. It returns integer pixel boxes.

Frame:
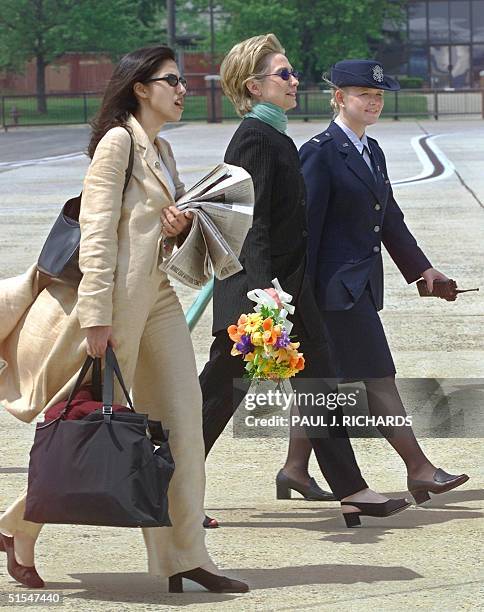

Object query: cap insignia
[372,65,384,83]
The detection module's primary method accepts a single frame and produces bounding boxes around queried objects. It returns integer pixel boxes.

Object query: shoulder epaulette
[307,131,332,148]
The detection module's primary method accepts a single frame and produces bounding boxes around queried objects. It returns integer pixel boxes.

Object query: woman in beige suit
[0,45,248,594]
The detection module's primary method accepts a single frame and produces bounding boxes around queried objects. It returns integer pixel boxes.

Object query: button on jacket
[299,121,431,311]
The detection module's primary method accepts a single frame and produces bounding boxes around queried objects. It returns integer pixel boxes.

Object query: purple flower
[275,330,290,348]
[236,334,254,355]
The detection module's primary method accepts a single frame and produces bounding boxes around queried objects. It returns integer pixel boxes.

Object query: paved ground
[0,120,482,611]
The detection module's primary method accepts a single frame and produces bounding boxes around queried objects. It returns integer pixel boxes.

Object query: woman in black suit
[200,35,410,527]
[299,60,469,504]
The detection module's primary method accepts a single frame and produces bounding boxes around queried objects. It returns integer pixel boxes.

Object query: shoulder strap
[122,128,135,194]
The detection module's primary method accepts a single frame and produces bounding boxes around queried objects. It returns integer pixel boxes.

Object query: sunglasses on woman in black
[259,68,302,81]
[145,74,187,88]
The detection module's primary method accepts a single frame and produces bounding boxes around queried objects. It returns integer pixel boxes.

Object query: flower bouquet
[227,279,305,380]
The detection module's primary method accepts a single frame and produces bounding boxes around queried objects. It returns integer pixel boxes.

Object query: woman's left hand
[422,267,449,292]
[161,205,193,237]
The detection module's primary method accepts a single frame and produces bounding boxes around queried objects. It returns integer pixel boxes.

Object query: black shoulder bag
[37,128,135,283]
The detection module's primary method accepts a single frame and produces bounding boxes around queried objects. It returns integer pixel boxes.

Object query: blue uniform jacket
[299,121,432,311]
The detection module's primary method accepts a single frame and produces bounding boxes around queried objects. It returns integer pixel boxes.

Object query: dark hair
[87,45,176,158]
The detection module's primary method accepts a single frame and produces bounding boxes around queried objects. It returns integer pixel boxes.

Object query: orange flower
[263,329,278,345]
[296,355,305,371]
[262,317,273,331]
[237,314,248,326]
[227,324,241,343]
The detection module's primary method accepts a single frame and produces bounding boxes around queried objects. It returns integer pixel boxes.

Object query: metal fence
[2,88,484,129]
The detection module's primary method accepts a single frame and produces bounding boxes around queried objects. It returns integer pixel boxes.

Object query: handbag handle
[60,355,98,419]
[102,346,134,418]
[56,347,133,421]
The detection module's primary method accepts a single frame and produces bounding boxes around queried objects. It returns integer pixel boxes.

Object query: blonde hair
[330,89,342,116]
[220,33,285,117]
[322,74,342,117]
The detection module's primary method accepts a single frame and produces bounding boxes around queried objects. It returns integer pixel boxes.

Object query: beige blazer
[0,115,185,422]
[78,115,185,327]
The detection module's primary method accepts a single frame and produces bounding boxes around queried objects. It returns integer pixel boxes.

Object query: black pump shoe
[203,515,219,529]
[276,470,336,501]
[341,498,411,527]
[0,533,44,588]
[408,468,469,505]
[168,567,249,593]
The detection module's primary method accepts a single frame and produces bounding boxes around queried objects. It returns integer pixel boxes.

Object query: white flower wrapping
[246,278,295,333]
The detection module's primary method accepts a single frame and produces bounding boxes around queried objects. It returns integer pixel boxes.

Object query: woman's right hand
[85,326,116,358]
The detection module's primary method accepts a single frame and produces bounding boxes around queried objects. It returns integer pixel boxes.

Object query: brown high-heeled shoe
[168,567,248,593]
[408,468,469,504]
[0,533,44,588]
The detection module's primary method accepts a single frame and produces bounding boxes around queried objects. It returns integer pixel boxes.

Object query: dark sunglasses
[263,68,302,81]
[145,74,187,88]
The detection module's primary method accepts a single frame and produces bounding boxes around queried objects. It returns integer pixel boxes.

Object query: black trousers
[199,309,368,500]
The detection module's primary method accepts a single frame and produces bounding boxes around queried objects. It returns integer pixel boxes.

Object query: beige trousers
[0,271,210,577]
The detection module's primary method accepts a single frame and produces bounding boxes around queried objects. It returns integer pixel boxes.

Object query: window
[429,1,450,42]
[409,46,429,78]
[472,44,484,84]
[472,1,484,42]
[450,1,470,42]
[451,45,470,85]
[409,2,427,41]
[430,45,450,86]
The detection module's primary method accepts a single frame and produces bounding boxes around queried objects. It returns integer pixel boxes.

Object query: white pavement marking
[0,131,455,194]
[0,151,85,170]
[393,134,455,186]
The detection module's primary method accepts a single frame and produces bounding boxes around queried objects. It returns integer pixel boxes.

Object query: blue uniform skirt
[321,287,396,381]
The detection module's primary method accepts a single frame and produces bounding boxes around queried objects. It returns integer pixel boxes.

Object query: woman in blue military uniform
[299,60,469,505]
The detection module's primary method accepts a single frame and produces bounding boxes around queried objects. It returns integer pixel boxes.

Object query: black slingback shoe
[0,533,44,588]
[276,470,336,501]
[341,498,411,527]
[408,468,469,505]
[168,567,249,593]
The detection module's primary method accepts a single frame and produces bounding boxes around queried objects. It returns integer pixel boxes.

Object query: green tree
[0,0,153,112]
[177,0,404,85]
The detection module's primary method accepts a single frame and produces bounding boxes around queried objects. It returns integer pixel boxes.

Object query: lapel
[328,121,380,200]
[126,115,174,202]
[367,139,389,202]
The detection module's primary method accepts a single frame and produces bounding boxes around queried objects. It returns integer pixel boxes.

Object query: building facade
[380,0,484,88]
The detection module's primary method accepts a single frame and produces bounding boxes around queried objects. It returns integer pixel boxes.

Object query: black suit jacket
[212,118,314,335]
[299,121,431,311]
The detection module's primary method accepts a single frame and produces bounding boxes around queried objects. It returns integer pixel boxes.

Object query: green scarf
[244,102,288,134]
